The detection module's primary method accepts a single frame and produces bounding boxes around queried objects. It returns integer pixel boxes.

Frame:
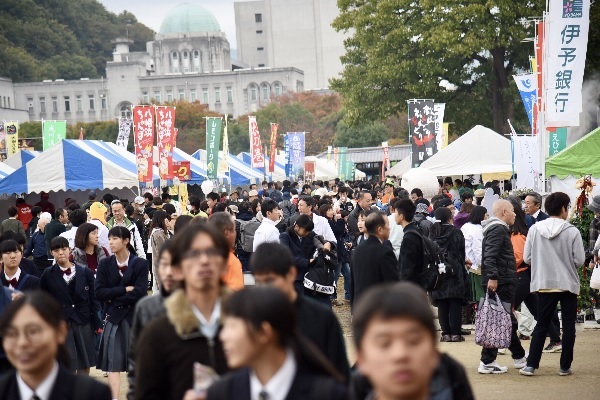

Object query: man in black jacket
[479,199,526,374]
[279,214,318,296]
[348,191,373,236]
[351,211,398,307]
[395,199,424,285]
[524,192,549,228]
[251,242,351,381]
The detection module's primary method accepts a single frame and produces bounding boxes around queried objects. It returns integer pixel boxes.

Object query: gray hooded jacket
[524,217,584,294]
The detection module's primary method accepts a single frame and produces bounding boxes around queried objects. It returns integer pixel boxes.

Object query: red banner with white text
[249,116,264,168]
[269,123,278,173]
[133,105,154,183]
[155,106,176,179]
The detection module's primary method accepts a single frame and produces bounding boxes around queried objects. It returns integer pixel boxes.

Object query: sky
[98,0,249,49]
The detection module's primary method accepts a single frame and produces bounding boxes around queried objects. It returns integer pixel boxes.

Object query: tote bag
[475,292,512,349]
[590,263,600,290]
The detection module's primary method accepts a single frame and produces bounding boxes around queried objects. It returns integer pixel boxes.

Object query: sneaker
[461,329,471,336]
[497,348,507,355]
[519,366,535,376]
[514,356,527,369]
[543,341,562,353]
[440,334,452,342]
[478,361,508,374]
[559,368,572,376]
[450,335,465,342]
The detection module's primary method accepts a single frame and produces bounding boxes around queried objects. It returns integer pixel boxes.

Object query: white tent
[303,156,366,180]
[419,125,512,179]
[386,156,411,177]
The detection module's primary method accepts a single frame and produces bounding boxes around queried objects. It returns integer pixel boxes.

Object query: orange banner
[133,106,154,183]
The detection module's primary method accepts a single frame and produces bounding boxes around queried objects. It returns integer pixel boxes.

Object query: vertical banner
[327,146,332,162]
[381,141,390,179]
[546,0,591,127]
[206,117,223,180]
[155,106,176,180]
[334,147,339,167]
[513,135,540,189]
[548,127,567,156]
[248,116,264,168]
[346,160,355,181]
[0,123,5,161]
[219,115,230,173]
[408,100,436,168]
[513,74,537,131]
[132,105,155,183]
[433,103,446,151]
[269,123,278,173]
[304,161,315,183]
[42,120,66,150]
[116,117,132,148]
[5,121,19,158]
[338,147,348,181]
[287,132,305,176]
[442,123,449,149]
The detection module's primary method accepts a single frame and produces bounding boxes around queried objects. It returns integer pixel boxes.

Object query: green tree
[334,120,389,148]
[332,0,544,134]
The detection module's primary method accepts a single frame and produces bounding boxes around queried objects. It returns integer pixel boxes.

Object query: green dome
[159,3,221,34]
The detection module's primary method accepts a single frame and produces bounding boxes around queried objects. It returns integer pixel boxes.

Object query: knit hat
[589,195,600,213]
[89,202,107,225]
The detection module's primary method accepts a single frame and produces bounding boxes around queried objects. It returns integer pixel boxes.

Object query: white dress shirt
[387,214,403,260]
[311,214,336,243]
[191,299,222,339]
[59,227,78,250]
[461,222,483,271]
[253,218,281,251]
[17,360,59,400]
[4,268,21,289]
[250,350,297,400]
[58,266,75,284]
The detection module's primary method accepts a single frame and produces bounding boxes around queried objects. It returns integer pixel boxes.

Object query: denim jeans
[333,261,351,300]
[527,292,577,370]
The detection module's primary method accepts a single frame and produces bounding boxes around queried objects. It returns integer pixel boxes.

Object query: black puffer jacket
[429,223,468,301]
[481,218,517,287]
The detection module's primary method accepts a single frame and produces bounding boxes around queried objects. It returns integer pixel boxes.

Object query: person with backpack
[395,200,424,286]
[413,202,433,237]
[279,190,298,229]
[235,202,258,272]
[429,207,469,342]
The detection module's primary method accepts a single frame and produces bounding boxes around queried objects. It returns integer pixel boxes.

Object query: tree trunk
[491,47,511,135]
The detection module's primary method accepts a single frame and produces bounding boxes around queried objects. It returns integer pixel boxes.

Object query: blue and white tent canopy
[192,150,262,186]
[0,161,14,179]
[3,150,40,169]
[238,152,287,181]
[171,147,227,185]
[0,140,159,195]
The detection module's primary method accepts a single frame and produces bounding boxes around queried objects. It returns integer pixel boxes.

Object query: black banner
[409,100,436,168]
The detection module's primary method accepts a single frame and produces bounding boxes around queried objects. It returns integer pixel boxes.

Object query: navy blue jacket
[95,254,149,325]
[20,258,39,277]
[41,264,102,330]
[0,270,40,292]
[279,228,317,282]
[525,211,549,228]
[24,229,48,258]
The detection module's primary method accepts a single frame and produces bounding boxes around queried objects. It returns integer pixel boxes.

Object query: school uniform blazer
[95,254,149,325]
[0,272,40,292]
[0,366,112,400]
[40,265,102,330]
[207,367,348,400]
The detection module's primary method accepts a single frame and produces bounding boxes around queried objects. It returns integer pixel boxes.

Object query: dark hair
[209,212,235,232]
[199,200,209,213]
[294,214,314,231]
[213,202,228,213]
[125,204,135,217]
[353,282,436,350]
[50,236,70,251]
[161,193,172,202]
[459,202,475,214]
[54,208,65,220]
[103,193,115,205]
[358,208,375,220]
[302,184,311,192]
[0,239,21,254]
[174,215,193,234]
[238,201,251,214]
[507,196,529,236]
[298,195,314,207]
[152,197,163,207]
[0,291,71,368]
[1,231,26,250]
[318,204,333,218]
[526,192,543,206]
[454,179,462,185]
[151,210,170,233]
[251,243,293,276]
[389,197,400,210]
[468,206,488,225]
[365,212,387,235]
[444,177,453,186]
[170,223,230,267]
[414,197,430,207]
[261,199,280,217]
[410,188,423,198]
[224,286,344,382]
[143,193,154,201]
[250,198,262,216]
[108,226,135,254]
[460,191,473,202]
[394,199,416,222]
[338,186,348,195]
[16,198,25,205]
[164,203,176,216]
[188,196,200,209]
[434,207,452,224]
[544,192,570,217]
[206,192,220,202]
[7,206,18,218]
[31,206,42,218]
[74,223,98,249]
[68,209,87,228]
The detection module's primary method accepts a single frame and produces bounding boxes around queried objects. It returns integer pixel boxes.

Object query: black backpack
[304,248,338,296]
[405,230,455,292]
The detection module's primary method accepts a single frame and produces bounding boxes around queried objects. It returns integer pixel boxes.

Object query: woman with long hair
[95,226,149,400]
[149,210,172,293]
[461,206,488,303]
[429,207,469,342]
[71,222,109,277]
[0,291,111,399]
[208,286,347,399]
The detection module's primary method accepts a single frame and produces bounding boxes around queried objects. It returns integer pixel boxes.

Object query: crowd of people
[0,175,592,399]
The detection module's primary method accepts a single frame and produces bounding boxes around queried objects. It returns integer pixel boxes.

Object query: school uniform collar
[17,360,59,400]
[250,349,297,400]
[4,268,21,288]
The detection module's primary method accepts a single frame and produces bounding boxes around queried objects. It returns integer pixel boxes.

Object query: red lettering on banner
[133,106,154,183]
[155,106,176,179]
[249,116,264,168]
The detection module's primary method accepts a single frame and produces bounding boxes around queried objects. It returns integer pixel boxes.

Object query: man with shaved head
[478,199,527,374]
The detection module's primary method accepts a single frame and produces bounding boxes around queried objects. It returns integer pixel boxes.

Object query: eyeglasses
[181,248,222,261]
[2,325,45,345]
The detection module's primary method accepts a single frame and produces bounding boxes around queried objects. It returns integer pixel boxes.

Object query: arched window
[172,52,178,60]
[118,102,132,118]
[183,51,189,59]
[250,85,257,101]
[273,82,281,96]
[194,51,199,59]
[261,84,269,100]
